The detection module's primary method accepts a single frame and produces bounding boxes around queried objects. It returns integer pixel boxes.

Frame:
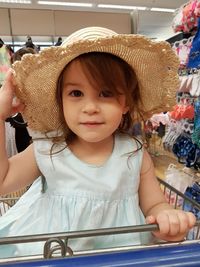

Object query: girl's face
[61,60,129,143]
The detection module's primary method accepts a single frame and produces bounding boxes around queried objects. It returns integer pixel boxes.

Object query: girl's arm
[139,149,196,241]
[0,71,40,195]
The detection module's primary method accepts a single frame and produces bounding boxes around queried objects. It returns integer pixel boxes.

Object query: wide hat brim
[13,29,180,133]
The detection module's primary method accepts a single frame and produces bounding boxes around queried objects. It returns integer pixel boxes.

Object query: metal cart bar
[0,221,200,246]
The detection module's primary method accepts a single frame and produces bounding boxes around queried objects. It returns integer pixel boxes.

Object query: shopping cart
[0,197,19,217]
[0,187,26,216]
[0,178,200,266]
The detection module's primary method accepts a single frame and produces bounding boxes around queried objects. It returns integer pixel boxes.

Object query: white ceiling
[0,0,188,40]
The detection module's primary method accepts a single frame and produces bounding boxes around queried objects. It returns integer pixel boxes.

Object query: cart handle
[0,221,199,245]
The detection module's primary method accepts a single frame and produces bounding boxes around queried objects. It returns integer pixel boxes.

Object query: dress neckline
[67,134,118,168]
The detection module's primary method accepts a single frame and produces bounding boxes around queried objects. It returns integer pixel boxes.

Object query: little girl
[0,27,196,258]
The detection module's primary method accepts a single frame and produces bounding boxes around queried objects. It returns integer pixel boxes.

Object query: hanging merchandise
[184,181,200,239]
[190,71,200,95]
[170,99,195,120]
[178,73,193,93]
[172,5,186,33]
[172,133,200,169]
[5,122,18,158]
[187,17,200,68]
[172,37,194,68]
[165,164,194,206]
[192,98,200,146]
[172,134,196,164]
[160,5,200,169]
[182,0,200,32]
[172,0,200,33]
[0,43,12,86]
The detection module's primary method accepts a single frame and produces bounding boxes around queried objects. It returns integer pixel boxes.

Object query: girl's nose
[82,99,100,114]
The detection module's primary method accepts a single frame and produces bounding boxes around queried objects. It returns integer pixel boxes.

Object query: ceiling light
[37,1,93,7]
[98,4,147,11]
[150,7,175,13]
[0,0,31,3]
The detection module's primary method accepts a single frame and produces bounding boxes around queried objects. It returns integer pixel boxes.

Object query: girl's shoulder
[32,138,66,156]
[115,133,144,170]
[116,133,143,153]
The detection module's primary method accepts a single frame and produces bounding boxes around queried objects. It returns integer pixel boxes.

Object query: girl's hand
[146,209,196,241]
[0,70,24,121]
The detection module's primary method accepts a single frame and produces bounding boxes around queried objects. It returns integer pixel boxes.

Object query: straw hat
[12,26,180,133]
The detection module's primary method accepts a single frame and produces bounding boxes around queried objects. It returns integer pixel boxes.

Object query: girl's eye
[69,90,83,97]
[99,90,114,98]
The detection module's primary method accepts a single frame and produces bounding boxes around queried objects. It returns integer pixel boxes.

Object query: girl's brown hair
[55,52,144,145]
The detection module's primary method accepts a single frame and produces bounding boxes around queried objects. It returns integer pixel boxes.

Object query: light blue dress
[0,133,151,258]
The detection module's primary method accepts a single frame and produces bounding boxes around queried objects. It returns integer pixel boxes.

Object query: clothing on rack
[192,98,200,147]
[6,114,32,153]
[0,44,12,86]
[5,122,18,158]
[187,17,200,68]
[165,164,194,205]
[172,0,200,33]
[172,36,194,67]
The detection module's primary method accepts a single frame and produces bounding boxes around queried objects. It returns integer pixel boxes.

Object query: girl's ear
[123,106,129,114]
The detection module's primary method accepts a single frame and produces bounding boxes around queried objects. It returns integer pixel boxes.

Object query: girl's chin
[77,134,111,144]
